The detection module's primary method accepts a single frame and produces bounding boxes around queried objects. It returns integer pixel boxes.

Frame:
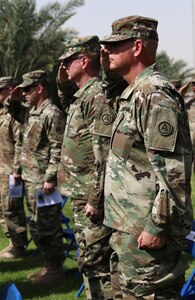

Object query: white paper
[36,189,62,208]
[9,175,23,198]
[186,231,195,242]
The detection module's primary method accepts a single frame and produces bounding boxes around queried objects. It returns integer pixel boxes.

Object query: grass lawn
[0,176,195,299]
[0,198,86,300]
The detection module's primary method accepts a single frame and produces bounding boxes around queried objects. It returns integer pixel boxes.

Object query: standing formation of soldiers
[0,14,194,300]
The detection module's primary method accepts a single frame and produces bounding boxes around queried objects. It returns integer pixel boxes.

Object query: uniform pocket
[93,102,116,137]
[111,114,138,161]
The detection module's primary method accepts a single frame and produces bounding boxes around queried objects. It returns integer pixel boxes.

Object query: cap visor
[100,35,131,44]
[17,82,30,88]
[58,53,66,61]
[58,52,76,61]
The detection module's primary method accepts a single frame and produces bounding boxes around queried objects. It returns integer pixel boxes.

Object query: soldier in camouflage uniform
[184,79,195,173]
[57,36,116,300]
[0,77,28,259]
[100,16,193,299]
[13,70,65,283]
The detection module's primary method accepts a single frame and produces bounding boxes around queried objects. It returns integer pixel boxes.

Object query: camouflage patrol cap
[58,35,101,61]
[191,75,195,84]
[100,15,158,43]
[0,76,17,88]
[18,70,48,88]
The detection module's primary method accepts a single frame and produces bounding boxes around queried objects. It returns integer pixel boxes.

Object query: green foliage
[0,0,84,81]
[157,51,193,84]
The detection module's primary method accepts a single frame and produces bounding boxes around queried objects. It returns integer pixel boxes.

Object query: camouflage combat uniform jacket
[58,77,116,209]
[104,63,193,249]
[21,99,65,183]
[185,92,195,162]
[0,104,22,175]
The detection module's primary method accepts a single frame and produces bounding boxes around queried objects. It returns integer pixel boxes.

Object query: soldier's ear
[80,56,88,70]
[132,39,143,57]
[36,84,44,94]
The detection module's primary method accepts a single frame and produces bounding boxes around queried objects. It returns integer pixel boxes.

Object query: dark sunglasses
[62,55,84,66]
[23,85,37,93]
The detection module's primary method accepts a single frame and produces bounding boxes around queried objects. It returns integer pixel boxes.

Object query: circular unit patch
[158,121,173,136]
[101,113,112,125]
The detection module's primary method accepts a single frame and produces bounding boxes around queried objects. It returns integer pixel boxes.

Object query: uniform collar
[29,98,52,115]
[121,63,158,100]
[73,77,100,99]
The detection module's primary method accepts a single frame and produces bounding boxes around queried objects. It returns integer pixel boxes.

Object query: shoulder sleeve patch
[145,105,178,151]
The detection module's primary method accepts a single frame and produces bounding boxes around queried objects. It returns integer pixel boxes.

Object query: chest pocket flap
[93,102,116,137]
[111,113,138,161]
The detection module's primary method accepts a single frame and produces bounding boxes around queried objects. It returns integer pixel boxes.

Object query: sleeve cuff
[13,166,21,175]
[88,195,104,209]
[144,217,166,237]
[44,173,56,183]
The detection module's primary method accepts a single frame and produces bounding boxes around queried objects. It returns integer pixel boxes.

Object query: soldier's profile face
[63,56,84,82]
[103,40,134,75]
[22,85,39,105]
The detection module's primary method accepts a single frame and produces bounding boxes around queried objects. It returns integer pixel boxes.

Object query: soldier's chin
[109,60,117,70]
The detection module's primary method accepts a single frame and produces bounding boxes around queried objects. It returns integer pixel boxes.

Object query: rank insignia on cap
[101,113,113,125]
[158,121,173,136]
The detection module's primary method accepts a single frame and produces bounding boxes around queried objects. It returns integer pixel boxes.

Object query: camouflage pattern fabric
[100,15,158,44]
[0,76,17,89]
[185,96,195,172]
[58,78,116,208]
[0,200,8,234]
[110,231,185,300]
[21,99,65,265]
[0,107,22,175]
[0,174,27,247]
[18,70,48,88]
[24,181,65,266]
[104,63,193,298]
[58,78,116,299]
[0,106,27,246]
[59,35,100,61]
[21,98,65,183]
[71,199,113,300]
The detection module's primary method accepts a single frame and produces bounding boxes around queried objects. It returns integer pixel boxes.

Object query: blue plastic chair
[61,195,84,297]
[61,195,71,229]
[61,196,77,259]
[0,283,22,300]
[63,228,77,260]
[181,220,195,299]
[75,282,85,298]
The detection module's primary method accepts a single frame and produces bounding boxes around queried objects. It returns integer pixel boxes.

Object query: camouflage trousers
[109,231,186,300]
[24,181,65,266]
[0,196,8,234]
[0,174,28,247]
[71,198,113,300]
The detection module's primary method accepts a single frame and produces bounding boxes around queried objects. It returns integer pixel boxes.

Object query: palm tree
[157,51,193,84]
[0,0,84,80]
